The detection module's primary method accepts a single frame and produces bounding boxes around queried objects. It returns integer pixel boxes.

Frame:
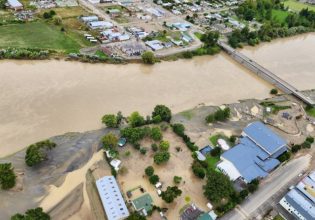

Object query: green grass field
[206,156,220,170]
[0,22,81,53]
[272,9,290,23]
[306,107,315,117]
[283,0,315,12]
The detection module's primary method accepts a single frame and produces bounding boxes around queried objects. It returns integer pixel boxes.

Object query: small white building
[81,16,99,23]
[110,159,122,171]
[145,40,164,51]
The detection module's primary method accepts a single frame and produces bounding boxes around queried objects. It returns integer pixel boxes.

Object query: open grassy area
[283,0,315,12]
[205,155,220,170]
[306,107,315,117]
[0,22,82,53]
[260,101,291,114]
[41,7,89,19]
[272,9,290,23]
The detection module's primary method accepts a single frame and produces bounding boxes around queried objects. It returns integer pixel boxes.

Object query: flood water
[0,33,315,157]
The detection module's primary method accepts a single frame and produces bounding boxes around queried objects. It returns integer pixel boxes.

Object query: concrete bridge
[218,41,315,106]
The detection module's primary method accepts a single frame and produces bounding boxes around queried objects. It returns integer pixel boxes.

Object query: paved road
[220,154,311,220]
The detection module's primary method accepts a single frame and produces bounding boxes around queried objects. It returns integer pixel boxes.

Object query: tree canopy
[150,127,162,141]
[25,140,57,167]
[102,114,118,128]
[128,112,145,127]
[154,151,170,165]
[161,186,182,203]
[203,170,235,204]
[152,105,172,122]
[11,207,50,220]
[102,133,118,150]
[141,51,156,64]
[0,163,16,190]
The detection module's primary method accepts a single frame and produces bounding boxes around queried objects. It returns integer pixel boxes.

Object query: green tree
[161,186,182,203]
[0,163,16,190]
[102,133,118,150]
[11,207,50,220]
[151,143,158,152]
[25,140,56,167]
[0,0,6,9]
[126,212,146,220]
[203,170,235,204]
[149,174,160,184]
[172,123,185,136]
[102,114,118,128]
[150,127,162,141]
[270,88,278,95]
[154,151,170,165]
[128,112,145,127]
[141,51,156,64]
[145,166,154,176]
[120,127,146,144]
[192,161,206,179]
[173,176,182,184]
[159,140,170,151]
[152,105,172,122]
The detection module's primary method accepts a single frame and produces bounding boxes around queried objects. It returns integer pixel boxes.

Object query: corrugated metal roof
[243,121,287,155]
[96,176,129,220]
[285,189,315,220]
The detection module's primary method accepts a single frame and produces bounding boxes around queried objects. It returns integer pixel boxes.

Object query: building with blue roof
[217,121,287,183]
[280,171,315,220]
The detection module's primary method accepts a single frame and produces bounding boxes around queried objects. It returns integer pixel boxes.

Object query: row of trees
[0,48,50,60]
[229,0,315,48]
[102,105,172,128]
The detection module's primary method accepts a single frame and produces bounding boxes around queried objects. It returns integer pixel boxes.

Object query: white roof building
[89,21,113,29]
[110,159,122,171]
[145,40,164,51]
[96,176,130,220]
[7,0,23,10]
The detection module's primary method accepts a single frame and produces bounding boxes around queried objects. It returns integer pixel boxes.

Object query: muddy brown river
[1,33,315,158]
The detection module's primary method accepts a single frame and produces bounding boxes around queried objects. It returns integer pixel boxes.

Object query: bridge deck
[218,41,315,106]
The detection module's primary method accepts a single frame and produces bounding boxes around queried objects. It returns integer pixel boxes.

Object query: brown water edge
[0,53,272,158]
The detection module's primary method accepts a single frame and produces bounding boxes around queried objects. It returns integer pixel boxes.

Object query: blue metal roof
[243,121,287,155]
[221,137,281,182]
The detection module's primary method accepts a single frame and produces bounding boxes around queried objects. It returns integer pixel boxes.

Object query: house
[96,176,130,220]
[110,159,121,171]
[217,121,287,183]
[7,0,23,11]
[145,40,164,51]
[88,21,113,29]
[182,33,193,43]
[279,171,315,220]
[108,9,121,17]
[132,193,153,216]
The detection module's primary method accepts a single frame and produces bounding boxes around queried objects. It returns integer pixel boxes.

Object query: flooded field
[1,33,315,157]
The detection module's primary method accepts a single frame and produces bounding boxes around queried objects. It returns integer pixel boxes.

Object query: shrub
[161,186,182,203]
[102,114,118,128]
[210,147,222,157]
[291,144,302,153]
[154,151,170,165]
[140,147,147,155]
[25,140,57,167]
[192,161,206,179]
[302,141,311,149]
[205,107,230,123]
[149,175,160,184]
[128,112,145,127]
[172,123,185,136]
[102,133,118,150]
[151,143,158,152]
[11,207,50,220]
[141,51,156,64]
[159,140,170,151]
[145,166,154,176]
[150,127,162,141]
[270,88,278,95]
[0,163,16,190]
[306,136,314,144]
[173,176,182,184]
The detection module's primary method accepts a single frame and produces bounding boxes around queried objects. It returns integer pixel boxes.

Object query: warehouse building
[96,176,130,220]
[217,121,287,183]
[280,171,315,220]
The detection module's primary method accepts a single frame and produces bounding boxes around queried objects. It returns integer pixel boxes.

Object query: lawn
[260,101,291,114]
[209,134,232,146]
[283,0,315,12]
[0,22,82,53]
[41,7,89,19]
[206,155,220,170]
[306,107,315,117]
[272,9,290,23]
